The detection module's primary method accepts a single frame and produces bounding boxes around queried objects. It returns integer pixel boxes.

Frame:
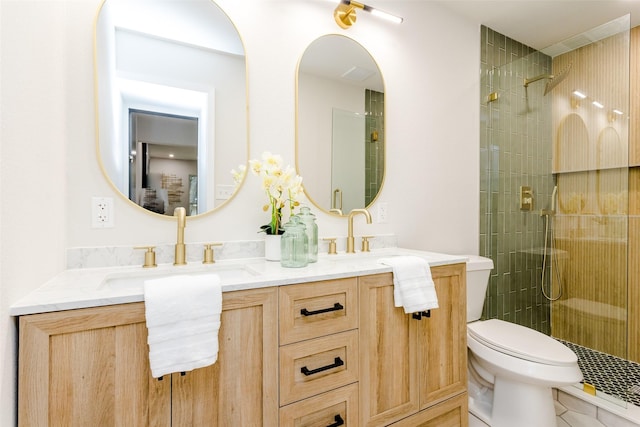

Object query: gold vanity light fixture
[608,109,624,123]
[571,90,586,109]
[333,0,403,29]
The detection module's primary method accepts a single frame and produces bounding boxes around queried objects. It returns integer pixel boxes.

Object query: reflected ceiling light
[572,90,587,99]
[613,109,624,115]
[592,101,604,109]
[333,0,403,29]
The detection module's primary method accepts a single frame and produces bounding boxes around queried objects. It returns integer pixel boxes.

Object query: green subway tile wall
[479,26,555,334]
[365,89,384,206]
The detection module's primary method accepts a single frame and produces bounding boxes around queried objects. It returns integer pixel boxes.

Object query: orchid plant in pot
[233,152,304,260]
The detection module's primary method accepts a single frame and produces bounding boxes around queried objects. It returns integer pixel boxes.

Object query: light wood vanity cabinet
[18,263,467,426]
[18,287,278,427]
[359,264,468,426]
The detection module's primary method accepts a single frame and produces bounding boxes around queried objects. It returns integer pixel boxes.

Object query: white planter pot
[265,234,282,261]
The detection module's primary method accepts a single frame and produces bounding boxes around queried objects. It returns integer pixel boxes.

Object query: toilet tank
[465,255,494,322]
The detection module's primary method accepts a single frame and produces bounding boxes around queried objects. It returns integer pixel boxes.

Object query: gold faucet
[174,207,187,265]
[346,208,372,253]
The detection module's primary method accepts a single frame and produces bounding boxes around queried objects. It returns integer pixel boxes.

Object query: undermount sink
[101,264,260,292]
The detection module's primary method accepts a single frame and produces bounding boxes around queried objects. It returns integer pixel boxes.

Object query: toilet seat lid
[468,319,577,366]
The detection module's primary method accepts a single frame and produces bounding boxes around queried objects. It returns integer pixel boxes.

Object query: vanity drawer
[279,278,358,345]
[280,330,359,406]
[279,383,359,427]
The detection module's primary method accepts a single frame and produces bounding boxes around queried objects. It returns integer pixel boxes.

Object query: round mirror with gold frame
[94,0,248,217]
[296,34,385,216]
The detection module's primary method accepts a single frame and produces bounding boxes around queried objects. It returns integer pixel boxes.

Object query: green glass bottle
[297,206,318,263]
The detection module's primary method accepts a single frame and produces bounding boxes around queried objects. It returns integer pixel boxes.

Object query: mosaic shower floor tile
[560,340,640,407]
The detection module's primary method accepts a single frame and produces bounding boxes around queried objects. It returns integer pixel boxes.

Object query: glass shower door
[549,16,631,408]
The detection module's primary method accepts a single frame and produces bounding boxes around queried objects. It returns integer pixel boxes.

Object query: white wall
[0,0,480,424]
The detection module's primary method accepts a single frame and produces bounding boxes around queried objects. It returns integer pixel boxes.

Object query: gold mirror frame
[94,0,249,218]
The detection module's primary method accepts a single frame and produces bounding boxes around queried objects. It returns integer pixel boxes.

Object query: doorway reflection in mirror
[129,111,197,215]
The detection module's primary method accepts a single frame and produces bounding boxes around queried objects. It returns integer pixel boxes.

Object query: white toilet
[465,255,582,427]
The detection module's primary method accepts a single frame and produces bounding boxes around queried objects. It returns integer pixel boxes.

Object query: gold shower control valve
[519,186,534,211]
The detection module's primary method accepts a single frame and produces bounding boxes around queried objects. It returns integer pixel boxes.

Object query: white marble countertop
[10,248,467,316]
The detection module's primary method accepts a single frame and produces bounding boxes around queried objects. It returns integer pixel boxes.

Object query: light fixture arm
[334,1,363,29]
[333,0,403,29]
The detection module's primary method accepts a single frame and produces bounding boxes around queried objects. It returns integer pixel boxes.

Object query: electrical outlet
[92,197,114,228]
[377,202,388,223]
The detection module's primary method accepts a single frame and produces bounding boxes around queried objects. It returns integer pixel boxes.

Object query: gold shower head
[543,63,572,95]
[523,63,573,96]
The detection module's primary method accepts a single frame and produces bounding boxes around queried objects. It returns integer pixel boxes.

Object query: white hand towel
[144,273,222,378]
[378,256,439,314]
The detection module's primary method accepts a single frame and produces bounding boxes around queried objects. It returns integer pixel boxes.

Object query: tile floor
[469,387,640,427]
[468,406,610,427]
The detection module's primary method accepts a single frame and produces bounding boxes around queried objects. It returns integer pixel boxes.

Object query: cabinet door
[359,265,468,426]
[419,263,467,408]
[19,287,279,427]
[359,273,419,426]
[19,303,170,427]
[171,287,279,427]
[390,393,469,427]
